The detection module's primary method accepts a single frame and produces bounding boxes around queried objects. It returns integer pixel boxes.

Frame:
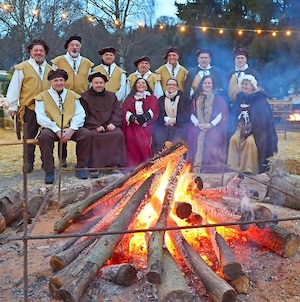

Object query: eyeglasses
[166,83,177,86]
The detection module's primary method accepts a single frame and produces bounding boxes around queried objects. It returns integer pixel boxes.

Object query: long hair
[192,75,214,102]
[127,78,153,98]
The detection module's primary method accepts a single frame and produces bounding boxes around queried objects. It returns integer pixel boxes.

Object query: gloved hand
[136,114,147,125]
[129,114,137,124]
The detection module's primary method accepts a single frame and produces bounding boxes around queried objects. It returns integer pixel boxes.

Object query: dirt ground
[0,128,300,302]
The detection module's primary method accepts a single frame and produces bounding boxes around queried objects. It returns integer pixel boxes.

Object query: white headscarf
[238,74,258,90]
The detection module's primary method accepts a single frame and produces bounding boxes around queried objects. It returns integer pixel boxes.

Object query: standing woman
[153,78,190,153]
[122,78,159,167]
[187,75,229,173]
[227,75,277,174]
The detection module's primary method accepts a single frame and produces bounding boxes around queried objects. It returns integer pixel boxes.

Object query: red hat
[88,72,108,83]
[98,46,116,56]
[234,48,248,58]
[164,46,179,59]
[47,69,68,81]
[64,35,81,49]
[134,56,150,67]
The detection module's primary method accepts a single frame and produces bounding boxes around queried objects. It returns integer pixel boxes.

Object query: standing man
[184,49,224,98]
[6,39,52,173]
[93,46,127,102]
[51,35,94,167]
[126,56,163,98]
[226,48,261,103]
[80,72,127,177]
[155,46,188,93]
[34,69,92,184]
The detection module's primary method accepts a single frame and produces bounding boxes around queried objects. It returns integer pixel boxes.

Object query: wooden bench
[0,139,39,146]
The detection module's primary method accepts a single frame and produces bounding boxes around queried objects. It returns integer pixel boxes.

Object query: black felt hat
[64,35,81,49]
[47,69,68,81]
[134,56,150,67]
[234,48,249,58]
[98,46,116,56]
[164,46,179,59]
[88,72,108,83]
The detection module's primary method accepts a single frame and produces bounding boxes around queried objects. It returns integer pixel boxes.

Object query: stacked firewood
[48,141,299,302]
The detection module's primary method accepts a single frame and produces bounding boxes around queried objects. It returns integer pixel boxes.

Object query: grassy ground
[0,127,300,175]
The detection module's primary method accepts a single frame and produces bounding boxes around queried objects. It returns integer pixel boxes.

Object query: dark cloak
[228,90,278,173]
[80,88,127,168]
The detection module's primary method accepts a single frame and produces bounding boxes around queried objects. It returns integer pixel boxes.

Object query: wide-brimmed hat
[47,69,68,81]
[64,35,81,49]
[134,56,150,67]
[98,46,116,56]
[88,72,108,83]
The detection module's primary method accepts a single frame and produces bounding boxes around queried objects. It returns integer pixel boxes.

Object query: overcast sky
[155,0,187,19]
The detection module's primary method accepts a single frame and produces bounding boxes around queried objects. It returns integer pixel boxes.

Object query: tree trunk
[156,249,194,302]
[54,140,188,233]
[50,175,155,301]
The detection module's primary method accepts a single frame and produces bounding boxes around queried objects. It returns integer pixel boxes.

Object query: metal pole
[22,122,29,302]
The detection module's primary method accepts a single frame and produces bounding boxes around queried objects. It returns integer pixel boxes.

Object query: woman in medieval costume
[122,78,159,167]
[227,74,278,174]
[153,78,190,153]
[187,75,229,173]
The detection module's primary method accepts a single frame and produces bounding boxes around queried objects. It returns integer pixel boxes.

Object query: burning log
[54,140,188,234]
[182,240,237,302]
[156,248,194,302]
[147,156,186,284]
[207,225,242,281]
[98,263,137,286]
[50,237,96,271]
[185,212,203,225]
[50,175,156,301]
[200,173,258,199]
[245,224,300,257]
[175,202,192,219]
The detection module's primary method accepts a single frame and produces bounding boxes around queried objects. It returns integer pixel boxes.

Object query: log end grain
[112,264,137,286]
[283,233,300,257]
[230,273,250,294]
[146,261,163,284]
[50,256,65,271]
[222,262,243,281]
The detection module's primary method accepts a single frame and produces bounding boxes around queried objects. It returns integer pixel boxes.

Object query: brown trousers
[38,127,92,173]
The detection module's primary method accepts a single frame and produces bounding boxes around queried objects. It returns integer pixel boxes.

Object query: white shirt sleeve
[211,113,222,126]
[115,73,127,102]
[154,81,164,98]
[69,100,86,130]
[190,114,199,126]
[6,69,24,111]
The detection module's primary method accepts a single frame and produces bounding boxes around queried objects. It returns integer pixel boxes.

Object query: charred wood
[54,140,188,234]
[50,175,156,301]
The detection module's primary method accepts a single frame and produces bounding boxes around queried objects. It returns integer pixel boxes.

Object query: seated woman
[153,78,190,153]
[227,74,278,174]
[80,72,127,176]
[122,78,159,167]
[187,75,229,173]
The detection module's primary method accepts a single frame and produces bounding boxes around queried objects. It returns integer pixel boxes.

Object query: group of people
[6,36,278,184]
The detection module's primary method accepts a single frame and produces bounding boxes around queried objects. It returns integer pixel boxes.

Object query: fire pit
[287,110,300,129]
[47,141,299,302]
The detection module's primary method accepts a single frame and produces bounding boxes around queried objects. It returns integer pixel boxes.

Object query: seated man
[80,72,127,177]
[35,69,92,184]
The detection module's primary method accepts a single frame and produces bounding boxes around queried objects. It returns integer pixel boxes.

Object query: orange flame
[288,112,300,122]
